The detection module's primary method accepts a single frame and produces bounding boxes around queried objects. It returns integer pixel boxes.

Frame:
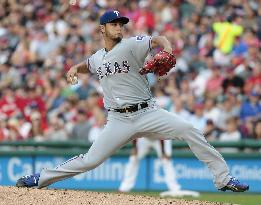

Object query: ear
[100,25,105,34]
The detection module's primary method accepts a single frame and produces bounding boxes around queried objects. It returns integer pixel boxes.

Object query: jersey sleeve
[86,54,96,74]
[128,36,152,65]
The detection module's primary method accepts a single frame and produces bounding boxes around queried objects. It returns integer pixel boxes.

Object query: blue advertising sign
[147,158,261,192]
[0,156,261,192]
[0,157,33,186]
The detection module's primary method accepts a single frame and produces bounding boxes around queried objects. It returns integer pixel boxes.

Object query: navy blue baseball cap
[100,10,129,25]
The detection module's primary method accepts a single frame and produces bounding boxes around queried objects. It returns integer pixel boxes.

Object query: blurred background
[0,0,261,200]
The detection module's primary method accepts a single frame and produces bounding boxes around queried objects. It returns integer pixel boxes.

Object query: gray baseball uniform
[38,36,231,189]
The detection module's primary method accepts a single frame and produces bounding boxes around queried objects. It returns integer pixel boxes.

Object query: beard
[114,36,122,43]
[104,29,122,43]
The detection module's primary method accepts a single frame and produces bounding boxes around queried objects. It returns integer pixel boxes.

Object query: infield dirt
[0,186,229,205]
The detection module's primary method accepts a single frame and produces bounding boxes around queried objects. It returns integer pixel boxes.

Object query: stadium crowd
[0,0,260,145]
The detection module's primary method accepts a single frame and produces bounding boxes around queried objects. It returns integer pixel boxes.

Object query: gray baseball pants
[38,104,231,189]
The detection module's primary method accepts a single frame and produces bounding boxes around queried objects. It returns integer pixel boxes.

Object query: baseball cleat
[16,173,40,188]
[219,177,249,192]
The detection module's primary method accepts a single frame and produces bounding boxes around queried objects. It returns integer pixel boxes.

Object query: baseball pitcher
[17,10,249,192]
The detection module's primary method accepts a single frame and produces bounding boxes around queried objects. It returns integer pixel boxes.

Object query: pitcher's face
[101,21,124,43]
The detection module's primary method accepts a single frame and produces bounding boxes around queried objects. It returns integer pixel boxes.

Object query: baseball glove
[139,51,176,76]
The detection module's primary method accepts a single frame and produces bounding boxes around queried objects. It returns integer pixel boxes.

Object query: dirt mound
[0,186,224,205]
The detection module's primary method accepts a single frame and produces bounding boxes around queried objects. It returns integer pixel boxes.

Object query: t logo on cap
[114,11,120,16]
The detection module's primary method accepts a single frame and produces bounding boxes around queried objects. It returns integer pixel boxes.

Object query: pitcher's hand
[66,66,78,85]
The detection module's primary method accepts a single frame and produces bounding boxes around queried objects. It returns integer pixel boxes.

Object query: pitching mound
[0,186,224,205]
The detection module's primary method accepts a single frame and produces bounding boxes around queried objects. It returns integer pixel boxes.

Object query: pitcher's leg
[139,109,231,189]
[38,119,135,188]
[179,127,231,188]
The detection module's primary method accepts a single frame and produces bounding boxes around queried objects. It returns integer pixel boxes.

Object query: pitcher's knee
[181,121,194,132]
[178,122,203,137]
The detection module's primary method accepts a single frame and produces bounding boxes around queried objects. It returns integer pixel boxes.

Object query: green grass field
[131,192,261,205]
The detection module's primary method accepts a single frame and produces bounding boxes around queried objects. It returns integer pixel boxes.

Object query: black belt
[108,102,149,113]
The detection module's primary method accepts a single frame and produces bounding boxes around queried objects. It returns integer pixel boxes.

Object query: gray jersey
[87,36,153,109]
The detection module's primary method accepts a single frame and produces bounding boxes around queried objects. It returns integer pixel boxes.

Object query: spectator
[212,14,243,54]
[44,80,65,111]
[168,97,191,120]
[88,107,106,143]
[179,78,194,102]
[204,119,221,141]
[240,91,261,121]
[253,120,261,140]
[6,117,21,141]
[45,115,68,141]
[203,98,220,125]
[205,65,224,98]
[0,114,8,141]
[240,117,255,139]
[133,0,155,34]
[189,103,207,131]
[219,117,241,152]
[0,63,22,88]
[15,113,32,140]
[257,6,261,40]
[222,67,244,93]
[0,86,20,117]
[0,34,10,65]
[243,64,261,94]
[154,86,171,109]
[215,95,239,130]
[220,117,241,141]
[10,37,36,67]
[75,74,96,100]
[71,109,92,142]
[86,91,104,121]
[190,67,212,98]
[30,111,46,141]
[30,30,61,62]
[45,13,69,39]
